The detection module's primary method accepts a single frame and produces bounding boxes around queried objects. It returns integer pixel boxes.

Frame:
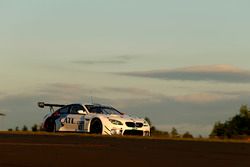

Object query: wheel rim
[91,120,102,134]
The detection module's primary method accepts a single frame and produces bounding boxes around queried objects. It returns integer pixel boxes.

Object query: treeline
[145,117,196,139]
[210,105,250,139]
[152,127,195,139]
[8,124,40,132]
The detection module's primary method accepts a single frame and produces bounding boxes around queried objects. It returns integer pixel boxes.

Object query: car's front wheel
[90,119,103,134]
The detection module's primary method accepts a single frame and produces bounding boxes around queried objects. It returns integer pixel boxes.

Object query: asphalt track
[0,133,250,167]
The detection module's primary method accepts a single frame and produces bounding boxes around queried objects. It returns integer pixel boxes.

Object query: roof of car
[66,103,112,107]
[83,103,112,107]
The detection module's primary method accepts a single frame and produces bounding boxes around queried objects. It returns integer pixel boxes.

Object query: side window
[88,107,102,114]
[91,108,103,114]
[70,105,85,114]
[59,106,70,115]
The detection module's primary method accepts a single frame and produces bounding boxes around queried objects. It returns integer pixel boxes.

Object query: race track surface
[0,133,250,167]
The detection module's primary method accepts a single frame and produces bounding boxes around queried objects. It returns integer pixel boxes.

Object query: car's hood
[106,114,145,123]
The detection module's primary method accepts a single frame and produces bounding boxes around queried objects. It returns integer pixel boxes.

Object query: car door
[65,104,86,132]
[56,106,70,131]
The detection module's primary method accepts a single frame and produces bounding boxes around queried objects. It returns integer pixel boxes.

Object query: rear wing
[38,102,65,112]
[0,113,5,116]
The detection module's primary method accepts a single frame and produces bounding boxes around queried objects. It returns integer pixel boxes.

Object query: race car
[38,102,150,136]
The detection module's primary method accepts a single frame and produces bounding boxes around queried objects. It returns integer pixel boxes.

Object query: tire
[45,118,56,132]
[90,119,103,134]
[53,123,57,133]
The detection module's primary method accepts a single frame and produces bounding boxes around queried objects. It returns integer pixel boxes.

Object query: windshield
[86,105,122,115]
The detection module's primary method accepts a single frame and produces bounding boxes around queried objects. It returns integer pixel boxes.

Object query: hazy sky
[0,0,250,136]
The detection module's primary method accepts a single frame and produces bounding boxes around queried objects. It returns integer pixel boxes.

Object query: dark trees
[210,105,250,139]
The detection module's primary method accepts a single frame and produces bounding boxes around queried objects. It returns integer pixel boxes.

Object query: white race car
[38,102,150,136]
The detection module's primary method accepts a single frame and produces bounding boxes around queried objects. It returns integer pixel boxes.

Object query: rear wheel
[44,118,56,132]
[90,119,103,134]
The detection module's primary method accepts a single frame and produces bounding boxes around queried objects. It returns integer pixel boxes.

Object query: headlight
[143,121,149,126]
[109,119,123,125]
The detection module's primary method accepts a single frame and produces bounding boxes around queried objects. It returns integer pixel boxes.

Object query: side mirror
[77,110,87,115]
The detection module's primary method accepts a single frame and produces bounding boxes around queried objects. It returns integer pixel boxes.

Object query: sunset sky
[1,0,250,135]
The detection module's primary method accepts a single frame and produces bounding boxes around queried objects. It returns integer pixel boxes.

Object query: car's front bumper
[104,125,150,136]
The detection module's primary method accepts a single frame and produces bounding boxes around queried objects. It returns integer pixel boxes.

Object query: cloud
[36,83,158,107]
[73,60,127,65]
[37,83,84,102]
[104,87,165,99]
[122,64,250,83]
[37,83,167,106]
[0,92,7,99]
[36,83,244,106]
[72,55,135,65]
[37,83,107,103]
[173,93,238,104]
[116,55,134,61]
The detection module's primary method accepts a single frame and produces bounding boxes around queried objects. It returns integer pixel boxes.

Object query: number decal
[65,117,74,124]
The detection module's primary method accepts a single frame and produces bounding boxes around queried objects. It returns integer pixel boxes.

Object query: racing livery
[38,102,150,136]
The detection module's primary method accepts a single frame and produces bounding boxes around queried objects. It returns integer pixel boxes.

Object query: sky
[0,0,250,136]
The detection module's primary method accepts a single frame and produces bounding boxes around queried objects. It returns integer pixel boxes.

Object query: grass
[0,131,250,144]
